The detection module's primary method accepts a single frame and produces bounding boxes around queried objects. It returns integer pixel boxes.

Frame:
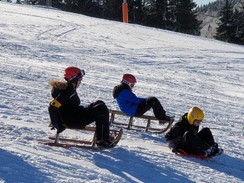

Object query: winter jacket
[165,113,200,151]
[48,80,111,140]
[165,113,217,155]
[48,80,84,128]
[113,84,145,116]
[165,113,199,141]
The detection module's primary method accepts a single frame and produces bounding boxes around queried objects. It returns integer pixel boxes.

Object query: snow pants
[181,127,215,155]
[135,97,166,120]
[49,100,110,141]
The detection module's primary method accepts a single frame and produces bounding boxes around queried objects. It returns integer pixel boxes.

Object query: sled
[175,149,223,160]
[40,125,123,149]
[109,109,174,134]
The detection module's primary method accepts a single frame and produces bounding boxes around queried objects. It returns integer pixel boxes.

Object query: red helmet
[121,74,137,88]
[64,67,85,82]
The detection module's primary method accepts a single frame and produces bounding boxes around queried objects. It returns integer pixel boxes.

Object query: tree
[103,0,123,21]
[128,0,144,23]
[154,0,167,28]
[167,0,177,30]
[143,0,168,28]
[215,0,235,42]
[167,0,200,35]
[231,0,244,44]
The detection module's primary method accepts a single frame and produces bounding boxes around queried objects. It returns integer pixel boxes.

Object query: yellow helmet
[187,106,204,125]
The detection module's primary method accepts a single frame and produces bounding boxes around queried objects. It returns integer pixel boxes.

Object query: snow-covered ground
[0,2,243,183]
[198,11,220,38]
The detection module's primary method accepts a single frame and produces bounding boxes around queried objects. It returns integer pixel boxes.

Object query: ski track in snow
[0,2,244,183]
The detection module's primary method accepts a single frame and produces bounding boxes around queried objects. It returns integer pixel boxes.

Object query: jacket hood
[113,84,131,99]
[49,80,68,90]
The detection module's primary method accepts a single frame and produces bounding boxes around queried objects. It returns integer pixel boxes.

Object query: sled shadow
[0,148,51,183]
[199,153,244,181]
[172,150,244,181]
[140,132,167,143]
[139,133,244,181]
[93,148,194,183]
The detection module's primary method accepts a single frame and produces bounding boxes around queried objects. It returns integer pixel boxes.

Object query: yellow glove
[50,98,62,108]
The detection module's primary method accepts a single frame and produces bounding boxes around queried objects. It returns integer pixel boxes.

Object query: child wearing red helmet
[113,74,173,122]
[48,67,114,148]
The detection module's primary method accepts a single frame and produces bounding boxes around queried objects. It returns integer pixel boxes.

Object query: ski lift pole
[122,0,128,23]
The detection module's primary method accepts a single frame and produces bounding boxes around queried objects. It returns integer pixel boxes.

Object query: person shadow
[141,133,244,182]
[93,147,194,183]
[198,153,244,181]
[0,148,51,183]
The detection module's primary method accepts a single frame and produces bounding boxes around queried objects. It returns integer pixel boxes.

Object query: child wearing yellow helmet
[187,106,204,125]
[165,106,223,157]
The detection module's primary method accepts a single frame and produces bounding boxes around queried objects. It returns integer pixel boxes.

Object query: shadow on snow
[0,148,51,183]
[93,148,193,183]
[141,132,244,182]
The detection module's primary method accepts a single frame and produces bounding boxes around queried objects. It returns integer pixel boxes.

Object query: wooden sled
[40,124,123,149]
[109,109,174,134]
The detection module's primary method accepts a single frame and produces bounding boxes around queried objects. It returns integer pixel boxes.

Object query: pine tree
[128,0,144,23]
[231,1,244,44]
[155,0,167,28]
[143,0,168,28]
[215,0,235,42]
[181,0,200,35]
[231,10,244,44]
[167,0,200,35]
[167,0,177,31]
[103,0,122,21]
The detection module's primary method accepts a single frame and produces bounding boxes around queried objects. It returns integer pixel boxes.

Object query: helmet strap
[122,80,135,88]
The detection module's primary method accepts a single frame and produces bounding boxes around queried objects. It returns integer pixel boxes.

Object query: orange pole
[122,2,128,23]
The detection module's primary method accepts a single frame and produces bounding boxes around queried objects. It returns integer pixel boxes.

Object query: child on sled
[165,106,223,157]
[113,74,173,122]
[48,66,114,148]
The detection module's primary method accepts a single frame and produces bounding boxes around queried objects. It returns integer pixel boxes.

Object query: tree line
[6,0,244,45]
[21,0,201,35]
[215,0,244,45]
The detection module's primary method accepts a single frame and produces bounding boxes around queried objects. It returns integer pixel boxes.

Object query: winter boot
[204,143,223,157]
[96,140,115,148]
[159,115,174,125]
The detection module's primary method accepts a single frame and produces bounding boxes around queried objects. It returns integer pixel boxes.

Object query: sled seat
[109,109,173,134]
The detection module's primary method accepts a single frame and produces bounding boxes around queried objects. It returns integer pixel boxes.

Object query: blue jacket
[113,84,145,116]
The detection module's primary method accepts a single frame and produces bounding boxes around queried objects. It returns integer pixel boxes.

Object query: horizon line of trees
[14,0,201,35]
[3,0,244,45]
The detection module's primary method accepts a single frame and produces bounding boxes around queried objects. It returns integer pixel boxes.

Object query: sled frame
[109,109,173,134]
[51,126,97,147]
[45,125,122,148]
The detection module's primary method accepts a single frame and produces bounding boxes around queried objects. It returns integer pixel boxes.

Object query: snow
[195,0,215,6]
[0,2,244,183]
[198,11,220,39]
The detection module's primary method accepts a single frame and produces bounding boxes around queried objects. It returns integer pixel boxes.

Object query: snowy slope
[0,2,244,183]
[198,11,220,38]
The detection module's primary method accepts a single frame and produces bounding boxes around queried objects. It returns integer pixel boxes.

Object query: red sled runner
[175,149,223,160]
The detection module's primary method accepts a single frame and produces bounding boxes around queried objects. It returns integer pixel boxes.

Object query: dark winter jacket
[165,113,200,152]
[165,113,199,141]
[48,80,84,128]
[166,113,216,155]
[113,84,145,116]
[48,80,111,140]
